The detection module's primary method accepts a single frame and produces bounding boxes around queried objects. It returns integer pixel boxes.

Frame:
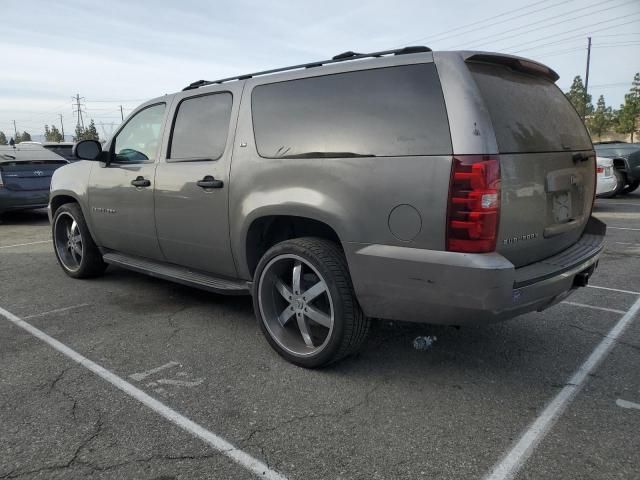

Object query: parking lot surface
[1,199,639,480]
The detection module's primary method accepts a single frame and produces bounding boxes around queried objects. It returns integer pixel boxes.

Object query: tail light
[596,166,604,174]
[447,155,500,253]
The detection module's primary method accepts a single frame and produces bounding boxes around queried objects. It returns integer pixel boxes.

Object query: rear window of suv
[468,62,592,153]
[251,64,452,158]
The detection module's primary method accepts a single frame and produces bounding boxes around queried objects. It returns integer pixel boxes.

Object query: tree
[20,131,31,142]
[565,75,593,118]
[14,132,21,143]
[615,72,640,142]
[73,120,100,142]
[45,124,64,142]
[587,95,613,141]
[85,119,99,141]
[50,125,64,143]
[73,124,85,142]
[0,131,7,145]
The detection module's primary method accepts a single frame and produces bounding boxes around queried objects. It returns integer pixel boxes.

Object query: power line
[445,0,630,50]
[504,15,640,53]
[394,0,572,47]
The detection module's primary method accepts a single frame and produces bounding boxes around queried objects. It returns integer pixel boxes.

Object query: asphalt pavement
[1,197,639,480]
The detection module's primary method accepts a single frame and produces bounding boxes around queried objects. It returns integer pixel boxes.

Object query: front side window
[251,64,452,158]
[113,103,166,163]
[169,92,233,161]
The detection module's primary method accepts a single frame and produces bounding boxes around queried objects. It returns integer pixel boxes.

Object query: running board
[102,252,250,295]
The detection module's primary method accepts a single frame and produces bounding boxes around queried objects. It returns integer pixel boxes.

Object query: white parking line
[597,202,640,207]
[130,361,180,381]
[0,240,50,249]
[0,305,287,480]
[23,304,90,319]
[588,285,640,296]
[616,399,640,410]
[484,296,640,480]
[607,226,640,231]
[561,301,626,315]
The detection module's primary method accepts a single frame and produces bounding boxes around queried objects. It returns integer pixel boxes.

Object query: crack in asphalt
[1,409,104,479]
[239,380,386,451]
[46,367,79,420]
[167,305,190,343]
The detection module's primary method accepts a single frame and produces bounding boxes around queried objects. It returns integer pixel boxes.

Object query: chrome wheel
[258,254,334,357]
[54,211,83,272]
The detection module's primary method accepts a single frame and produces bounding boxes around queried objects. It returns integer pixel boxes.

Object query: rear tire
[52,203,107,279]
[253,237,369,368]
[622,179,640,195]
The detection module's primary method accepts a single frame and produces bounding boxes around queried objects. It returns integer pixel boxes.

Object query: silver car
[49,47,605,367]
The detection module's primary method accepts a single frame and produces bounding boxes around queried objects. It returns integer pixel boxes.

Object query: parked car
[49,48,605,367]
[594,141,640,194]
[0,144,68,216]
[42,142,75,162]
[595,156,621,198]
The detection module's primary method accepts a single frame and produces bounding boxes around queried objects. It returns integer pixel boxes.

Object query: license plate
[553,192,572,223]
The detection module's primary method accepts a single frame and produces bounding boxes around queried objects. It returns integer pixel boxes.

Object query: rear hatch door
[1,149,68,191]
[467,58,595,267]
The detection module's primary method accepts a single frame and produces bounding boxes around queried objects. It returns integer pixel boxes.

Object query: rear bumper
[345,216,605,325]
[596,175,617,196]
[0,189,49,213]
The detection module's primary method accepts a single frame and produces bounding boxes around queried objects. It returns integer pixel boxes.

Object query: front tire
[52,203,106,278]
[253,237,369,368]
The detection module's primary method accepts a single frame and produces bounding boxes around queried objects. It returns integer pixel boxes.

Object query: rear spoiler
[464,53,559,82]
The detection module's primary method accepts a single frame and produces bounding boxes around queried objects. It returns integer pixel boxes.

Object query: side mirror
[72,140,102,161]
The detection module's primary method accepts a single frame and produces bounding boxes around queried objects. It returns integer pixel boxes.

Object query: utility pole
[73,93,85,129]
[119,105,124,122]
[583,36,592,120]
[58,114,65,141]
[12,120,17,140]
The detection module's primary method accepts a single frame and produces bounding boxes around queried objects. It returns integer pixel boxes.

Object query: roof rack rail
[182,45,431,91]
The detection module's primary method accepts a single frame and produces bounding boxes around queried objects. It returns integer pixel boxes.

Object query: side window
[169,92,233,161]
[113,103,166,163]
[251,64,452,158]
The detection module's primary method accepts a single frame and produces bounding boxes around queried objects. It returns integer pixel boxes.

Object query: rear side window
[169,92,233,161]
[468,62,592,153]
[251,64,452,158]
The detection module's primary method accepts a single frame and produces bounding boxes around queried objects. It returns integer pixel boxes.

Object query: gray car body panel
[49,50,605,325]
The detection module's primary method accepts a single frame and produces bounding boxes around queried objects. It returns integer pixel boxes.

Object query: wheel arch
[243,213,343,278]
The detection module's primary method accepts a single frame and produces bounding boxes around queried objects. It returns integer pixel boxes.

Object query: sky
[0,0,639,140]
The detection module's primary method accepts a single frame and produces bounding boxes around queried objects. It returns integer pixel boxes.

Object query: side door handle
[196,175,224,189]
[131,176,151,188]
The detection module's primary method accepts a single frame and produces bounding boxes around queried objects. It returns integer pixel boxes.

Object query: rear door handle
[197,175,224,189]
[131,176,151,188]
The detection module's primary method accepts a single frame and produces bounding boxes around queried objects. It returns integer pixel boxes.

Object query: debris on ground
[412,335,437,351]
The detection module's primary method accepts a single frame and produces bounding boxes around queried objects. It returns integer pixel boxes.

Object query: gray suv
[49,47,605,367]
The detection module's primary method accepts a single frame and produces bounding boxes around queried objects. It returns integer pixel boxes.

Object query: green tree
[0,131,7,145]
[73,124,85,142]
[615,73,640,142]
[20,131,32,142]
[50,125,64,143]
[44,125,52,141]
[587,95,613,141]
[565,75,593,118]
[85,119,99,141]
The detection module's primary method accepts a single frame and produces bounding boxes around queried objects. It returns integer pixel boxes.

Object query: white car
[596,156,620,198]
